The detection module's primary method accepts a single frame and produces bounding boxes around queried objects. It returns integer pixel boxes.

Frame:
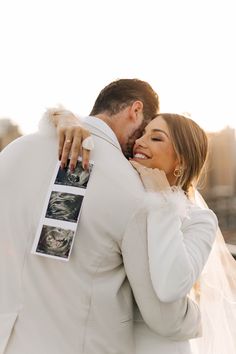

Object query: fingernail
[61,163,65,170]
[70,164,74,172]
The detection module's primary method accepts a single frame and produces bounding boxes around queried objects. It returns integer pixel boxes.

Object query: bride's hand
[50,108,92,171]
[130,160,171,192]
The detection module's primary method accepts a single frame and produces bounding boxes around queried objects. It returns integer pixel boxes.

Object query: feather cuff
[143,188,191,220]
[37,106,65,137]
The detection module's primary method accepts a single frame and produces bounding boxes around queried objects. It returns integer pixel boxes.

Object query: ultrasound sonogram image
[46,191,84,223]
[55,159,93,188]
[36,225,74,258]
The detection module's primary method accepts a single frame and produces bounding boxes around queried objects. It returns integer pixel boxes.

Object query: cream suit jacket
[0,116,201,354]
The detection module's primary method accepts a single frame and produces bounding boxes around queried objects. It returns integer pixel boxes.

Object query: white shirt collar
[81,116,120,146]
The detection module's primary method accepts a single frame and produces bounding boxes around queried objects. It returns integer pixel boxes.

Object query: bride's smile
[132,115,179,185]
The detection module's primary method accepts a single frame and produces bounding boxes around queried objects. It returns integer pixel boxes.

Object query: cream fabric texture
[0,116,201,354]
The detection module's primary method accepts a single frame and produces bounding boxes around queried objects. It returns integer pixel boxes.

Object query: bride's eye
[151,137,162,141]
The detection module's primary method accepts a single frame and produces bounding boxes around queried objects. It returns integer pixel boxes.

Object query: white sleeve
[146,190,218,303]
[121,204,201,340]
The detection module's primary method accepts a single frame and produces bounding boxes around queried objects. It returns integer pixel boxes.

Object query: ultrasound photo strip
[31,158,94,261]
[46,191,84,223]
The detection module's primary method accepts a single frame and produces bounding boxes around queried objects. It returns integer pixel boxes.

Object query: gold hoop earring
[173,168,183,177]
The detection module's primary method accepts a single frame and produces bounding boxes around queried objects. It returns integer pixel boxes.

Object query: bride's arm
[147,193,217,302]
[130,161,218,303]
[121,195,201,340]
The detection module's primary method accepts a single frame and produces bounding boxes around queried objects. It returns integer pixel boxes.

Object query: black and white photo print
[55,159,93,189]
[45,191,84,223]
[36,225,74,259]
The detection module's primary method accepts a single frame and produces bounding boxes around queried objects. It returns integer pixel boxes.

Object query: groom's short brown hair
[90,79,159,121]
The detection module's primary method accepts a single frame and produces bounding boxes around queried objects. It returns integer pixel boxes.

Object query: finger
[81,149,90,170]
[69,136,82,171]
[129,160,143,172]
[130,162,151,178]
[58,128,66,160]
[153,167,162,173]
[61,133,73,168]
[81,130,92,169]
[154,169,170,185]
[68,128,90,171]
[151,170,170,190]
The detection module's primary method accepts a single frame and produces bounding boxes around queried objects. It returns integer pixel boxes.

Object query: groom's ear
[129,101,144,123]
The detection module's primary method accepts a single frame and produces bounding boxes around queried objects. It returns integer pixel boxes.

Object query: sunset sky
[0,0,235,134]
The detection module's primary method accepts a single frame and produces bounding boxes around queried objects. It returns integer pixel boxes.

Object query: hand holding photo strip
[31,158,94,261]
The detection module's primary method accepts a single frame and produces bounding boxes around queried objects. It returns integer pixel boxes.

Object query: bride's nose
[135,135,147,147]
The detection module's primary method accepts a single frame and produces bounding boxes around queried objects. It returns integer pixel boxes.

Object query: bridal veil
[190,190,236,354]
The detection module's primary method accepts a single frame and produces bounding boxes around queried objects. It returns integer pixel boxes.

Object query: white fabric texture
[0,314,18,354]
[190,191,236,354]
[146,189,218,302]
[131,188,217,354]
[0,114,201,354]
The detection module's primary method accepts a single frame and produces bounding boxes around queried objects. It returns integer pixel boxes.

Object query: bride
[49,108,236,354]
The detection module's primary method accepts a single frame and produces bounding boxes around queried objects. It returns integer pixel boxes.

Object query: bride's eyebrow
[151,128,169,138]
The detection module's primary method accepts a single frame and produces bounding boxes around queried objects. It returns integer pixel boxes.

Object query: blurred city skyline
[1,109,236,136]
[1,113,236,136]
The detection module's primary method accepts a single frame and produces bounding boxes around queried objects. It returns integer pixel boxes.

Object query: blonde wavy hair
[158,113,208,194]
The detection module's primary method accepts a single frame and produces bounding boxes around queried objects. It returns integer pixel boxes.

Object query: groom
[0,79,200,354]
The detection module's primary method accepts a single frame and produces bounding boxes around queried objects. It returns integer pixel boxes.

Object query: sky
[0,0,235,134]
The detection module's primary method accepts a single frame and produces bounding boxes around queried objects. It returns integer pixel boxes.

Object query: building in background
[201,127,236,246]
[0,118,22,151]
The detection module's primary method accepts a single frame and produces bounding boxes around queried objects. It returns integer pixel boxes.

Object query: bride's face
[132,116,179,183]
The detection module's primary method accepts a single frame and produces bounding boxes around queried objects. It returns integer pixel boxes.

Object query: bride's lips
[132,151,150,160]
